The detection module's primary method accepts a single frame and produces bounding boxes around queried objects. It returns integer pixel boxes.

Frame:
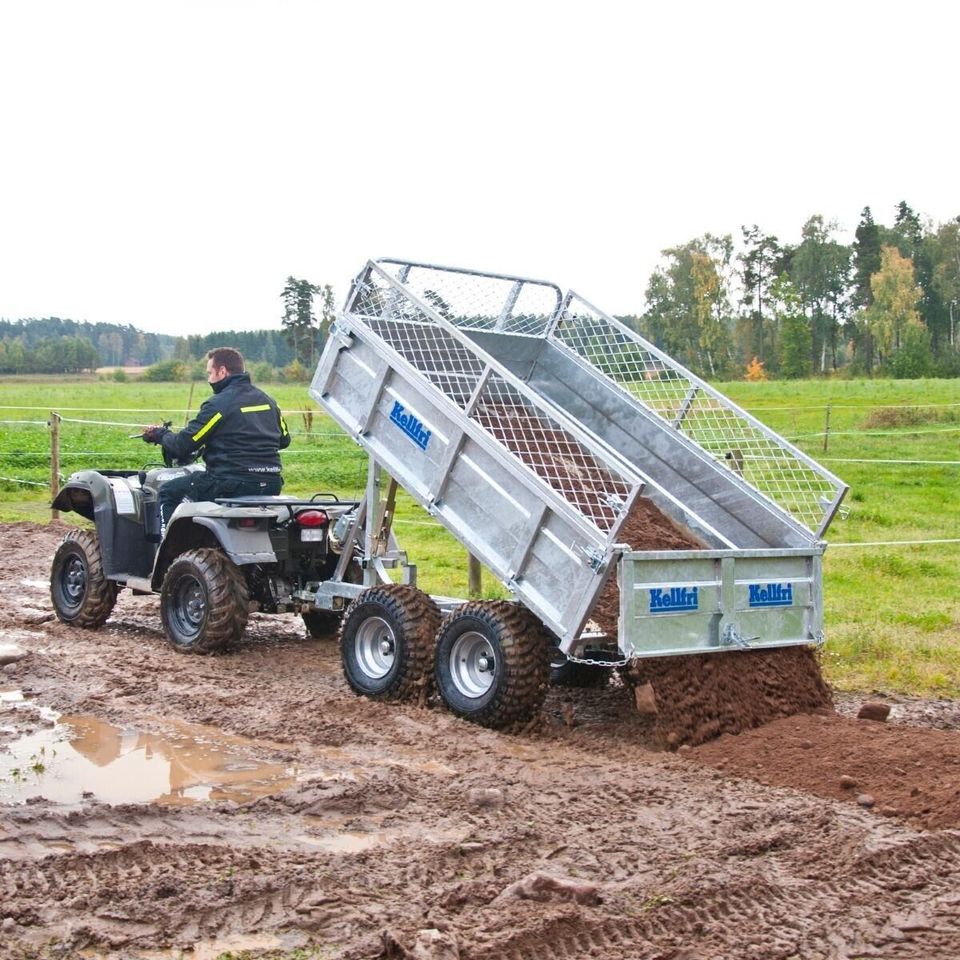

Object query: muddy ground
[3,521,960,959]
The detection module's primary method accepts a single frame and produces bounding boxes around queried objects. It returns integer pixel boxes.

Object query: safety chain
[563,651,632,669]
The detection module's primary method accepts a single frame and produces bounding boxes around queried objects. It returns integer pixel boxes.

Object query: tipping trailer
[309,260,848,728]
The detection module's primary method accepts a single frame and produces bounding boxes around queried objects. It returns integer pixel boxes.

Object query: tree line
[0,278,331,377]
[4,208,959,381]
[625,203,960,379]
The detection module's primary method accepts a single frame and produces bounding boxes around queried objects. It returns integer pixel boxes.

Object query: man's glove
[142,425,168,444]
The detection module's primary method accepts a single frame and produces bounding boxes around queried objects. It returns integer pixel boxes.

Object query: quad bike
[49,431,365,653]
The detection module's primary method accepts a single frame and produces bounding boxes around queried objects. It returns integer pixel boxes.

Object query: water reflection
[0,713,299,806]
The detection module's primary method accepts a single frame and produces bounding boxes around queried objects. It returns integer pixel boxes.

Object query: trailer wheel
[160,548,249,654]
[435,601,549,729]
[302,609,341,639]
[50,529,118,629]
[340,584,439,700]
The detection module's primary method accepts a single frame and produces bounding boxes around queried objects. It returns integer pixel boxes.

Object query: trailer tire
[340,584,439,700]
[435,601,549,729]
[160,548,248,654]
[50,529,118,629]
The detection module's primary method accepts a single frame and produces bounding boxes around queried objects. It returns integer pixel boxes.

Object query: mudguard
[52,470,156,579]
[152,502,278,590]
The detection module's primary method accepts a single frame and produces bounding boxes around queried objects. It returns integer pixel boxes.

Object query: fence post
[468,554,482,598]
[822,404,831,454]
[50,411,61,518]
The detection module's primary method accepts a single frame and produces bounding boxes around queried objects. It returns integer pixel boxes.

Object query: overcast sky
[1,0,956,336]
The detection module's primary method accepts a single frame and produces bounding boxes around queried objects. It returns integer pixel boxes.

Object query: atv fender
[53,471,152,579]
[151,504,277,590]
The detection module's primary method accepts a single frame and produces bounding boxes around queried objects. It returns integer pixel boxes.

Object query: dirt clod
[633,681,658,715]
[410,928,460,960]
[466,787,504,809]
[839,775,858,790]
[495,872,600,906]
[858,701,892,722]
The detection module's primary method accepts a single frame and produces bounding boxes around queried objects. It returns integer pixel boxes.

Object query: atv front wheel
[50,530,118,629]
[435,601,549,728]
[160,548,248,654]
[340,584,439,700]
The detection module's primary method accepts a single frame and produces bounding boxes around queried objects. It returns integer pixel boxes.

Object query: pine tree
[852,207,881,309]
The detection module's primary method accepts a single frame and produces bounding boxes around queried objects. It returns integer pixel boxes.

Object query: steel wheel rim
[61,555,87,608]
[449,630,497,698]
[173,574,207,639]
[355,616,395,679]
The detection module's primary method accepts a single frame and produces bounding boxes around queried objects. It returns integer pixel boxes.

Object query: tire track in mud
[467,831,960,960]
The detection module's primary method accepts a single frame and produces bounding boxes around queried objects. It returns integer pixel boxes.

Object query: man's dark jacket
[159,373,290,479]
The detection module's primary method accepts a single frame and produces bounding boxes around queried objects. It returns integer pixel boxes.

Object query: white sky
[0,0,956,335]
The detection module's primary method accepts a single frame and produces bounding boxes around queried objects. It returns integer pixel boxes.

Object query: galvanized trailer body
[310,260,847,658]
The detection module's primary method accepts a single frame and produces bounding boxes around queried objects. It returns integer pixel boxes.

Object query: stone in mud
[1,917,15,933]
[858,701,891,722]
[410,928,460,960]
[839,775,858,790]
[857,794,876,808]
[0,643,27,666]
[633,682,658,715]
[494,871,600,906]
[467,787,504,810]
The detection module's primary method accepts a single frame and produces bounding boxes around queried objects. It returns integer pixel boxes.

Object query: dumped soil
[591,497,833,746]
[624,646,833,747]
[4,520,960,959]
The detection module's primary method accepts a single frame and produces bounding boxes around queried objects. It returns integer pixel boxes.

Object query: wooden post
[468,554,482,598]
[822,404,831,454]
[184,380,195,426]
[50,411,61,518]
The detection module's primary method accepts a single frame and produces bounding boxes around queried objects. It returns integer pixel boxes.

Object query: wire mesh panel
[470,374,632,532]
[346,263,641,537]
[551,294,846,535]
[377,259,561,336]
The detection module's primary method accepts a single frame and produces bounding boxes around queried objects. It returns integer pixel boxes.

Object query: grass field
[2,375,958,696]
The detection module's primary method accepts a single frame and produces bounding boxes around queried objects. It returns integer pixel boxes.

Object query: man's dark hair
[207,347,245,374]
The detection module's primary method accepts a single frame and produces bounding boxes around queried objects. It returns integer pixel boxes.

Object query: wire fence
[1,406,957,552]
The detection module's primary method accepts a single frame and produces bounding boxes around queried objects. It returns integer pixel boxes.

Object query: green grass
[2,376,959,696]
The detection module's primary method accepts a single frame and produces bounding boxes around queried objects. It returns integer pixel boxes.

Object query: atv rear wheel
[435,601,549,729]
[50,529,118,629]
[160,548,248,654]
[340,584,439,700]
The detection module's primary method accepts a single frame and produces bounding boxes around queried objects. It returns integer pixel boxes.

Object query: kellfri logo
[649,586,699,614]
[748,582,793,608]
[389,400,432,451]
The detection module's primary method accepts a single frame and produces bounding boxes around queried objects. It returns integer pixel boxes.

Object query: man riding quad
[142,347,290,534]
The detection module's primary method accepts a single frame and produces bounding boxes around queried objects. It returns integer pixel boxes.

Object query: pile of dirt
[589,497,833,747]
[692,711,960,831]
[624,646,833,747]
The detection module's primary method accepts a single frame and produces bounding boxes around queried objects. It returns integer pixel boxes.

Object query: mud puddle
[0,709,304,806]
